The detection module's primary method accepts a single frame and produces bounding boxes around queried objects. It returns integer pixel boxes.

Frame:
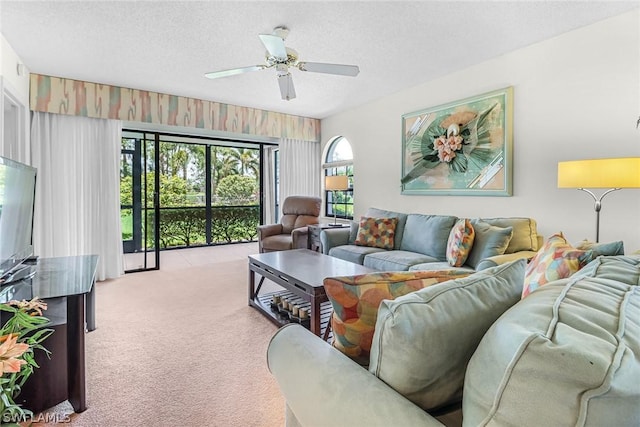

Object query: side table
[308,223,350,253]
[0,255,98,414]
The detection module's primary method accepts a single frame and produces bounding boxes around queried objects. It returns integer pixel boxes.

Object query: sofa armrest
[291,226,310,249]
[474,250,537,271]
[258,223,284,239]
[258,224,285,252]
[320,227,351,255]
[267,324,443,427]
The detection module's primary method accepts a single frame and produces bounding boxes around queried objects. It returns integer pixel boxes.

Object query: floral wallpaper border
[29,74,320,142]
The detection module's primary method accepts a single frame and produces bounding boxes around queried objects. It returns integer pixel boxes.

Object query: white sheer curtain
[279,138,320,214]
[262,145,277,224]
[30,112,123,280]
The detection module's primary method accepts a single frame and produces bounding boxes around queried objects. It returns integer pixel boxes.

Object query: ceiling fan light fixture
[204,26,359,100]
[275,64,289,76]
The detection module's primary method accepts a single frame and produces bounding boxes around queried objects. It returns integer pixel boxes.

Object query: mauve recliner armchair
[257,196,321,253]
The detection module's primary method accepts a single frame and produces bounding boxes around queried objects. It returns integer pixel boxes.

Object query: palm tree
[228,148,259,177]
[185,144,206,193]
[211,148,240,194]
[158,142,186,177]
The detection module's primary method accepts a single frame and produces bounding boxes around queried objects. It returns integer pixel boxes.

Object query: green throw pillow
[369,259,526,412]
[575,239,624,257]
[325,270,472,366]
[465,221,513,269]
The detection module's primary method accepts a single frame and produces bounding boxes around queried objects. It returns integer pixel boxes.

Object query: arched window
[323,136,353,220]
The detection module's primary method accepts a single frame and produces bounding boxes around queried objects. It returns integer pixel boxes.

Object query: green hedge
[138,205,259,249]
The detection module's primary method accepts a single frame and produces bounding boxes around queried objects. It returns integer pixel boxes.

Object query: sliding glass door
[156,141,207,248]
[121,130,270,273]
[121,131,160,272]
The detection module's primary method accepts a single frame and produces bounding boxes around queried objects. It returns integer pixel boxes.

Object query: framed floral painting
[401,87,513,196]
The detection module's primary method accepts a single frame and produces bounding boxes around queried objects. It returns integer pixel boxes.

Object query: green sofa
[320,207,542,272]
[267,255,640,426]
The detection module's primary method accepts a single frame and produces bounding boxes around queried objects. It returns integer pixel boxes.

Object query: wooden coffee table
[248,249,375,338]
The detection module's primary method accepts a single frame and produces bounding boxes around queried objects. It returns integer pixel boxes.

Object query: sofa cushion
[261,234,294,251]
[481,217,539,253]
[324,270,471,366]
[446,218,475,267]
[365,208,408,249]
[571,254,640,283]
[463,256,640,426]
[354,216,399,250]
[465,221,513,269]
[522,233,593,298]
[369,259,526,412]
[399,214,457,259]
[474,251,538,271]
[363,250,439,271]
[280,196,321,233]
[408,261,475,273]
[575,239,625,257]
[328,245,386,265]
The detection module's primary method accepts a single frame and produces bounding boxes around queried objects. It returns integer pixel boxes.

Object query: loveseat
[267,255,640,426]
[320,207,542,272]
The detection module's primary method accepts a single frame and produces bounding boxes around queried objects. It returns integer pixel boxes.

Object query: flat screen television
[0,156,36,284]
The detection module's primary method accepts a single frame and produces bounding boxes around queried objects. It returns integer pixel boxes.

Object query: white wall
[322,10,640,252]
[0,34,30,102]
[0,34,31,163]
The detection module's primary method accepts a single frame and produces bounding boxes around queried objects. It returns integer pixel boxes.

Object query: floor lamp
[325,175,349,226]
[557,157,640,242]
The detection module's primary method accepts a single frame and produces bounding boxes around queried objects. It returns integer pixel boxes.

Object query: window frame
[323,137,354,221]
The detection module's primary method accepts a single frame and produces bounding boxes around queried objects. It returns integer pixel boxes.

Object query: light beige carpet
[34,244,285,426]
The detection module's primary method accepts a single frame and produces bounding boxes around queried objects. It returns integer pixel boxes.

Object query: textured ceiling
[1,1,638,119]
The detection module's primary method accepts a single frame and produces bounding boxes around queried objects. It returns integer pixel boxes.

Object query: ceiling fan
[204,26,360,101]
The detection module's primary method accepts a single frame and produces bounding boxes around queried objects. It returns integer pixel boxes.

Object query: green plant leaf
[0,302,53,419]
[26,328,54,345]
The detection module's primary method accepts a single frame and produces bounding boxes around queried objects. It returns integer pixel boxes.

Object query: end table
[307,223,350,253]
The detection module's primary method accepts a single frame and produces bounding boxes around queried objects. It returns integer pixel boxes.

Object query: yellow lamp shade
[557,157,640,188]
[325,175,349,191]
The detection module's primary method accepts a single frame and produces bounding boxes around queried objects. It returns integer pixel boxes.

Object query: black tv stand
[0,255,98,414]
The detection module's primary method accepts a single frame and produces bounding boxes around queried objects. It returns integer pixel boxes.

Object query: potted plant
[0,298,52,426]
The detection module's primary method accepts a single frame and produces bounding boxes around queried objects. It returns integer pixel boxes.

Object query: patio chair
[258,196,321,253]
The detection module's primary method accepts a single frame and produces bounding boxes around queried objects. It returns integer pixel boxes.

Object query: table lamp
[325,175,349,226]
[557,157,640,242]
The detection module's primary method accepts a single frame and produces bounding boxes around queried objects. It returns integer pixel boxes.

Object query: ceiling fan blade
[278,73,296,101]
[204,65,264,79]
[258,34,287,60]
[298,62,360,77]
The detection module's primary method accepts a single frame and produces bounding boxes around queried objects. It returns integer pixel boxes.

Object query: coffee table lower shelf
[251,290,333,341]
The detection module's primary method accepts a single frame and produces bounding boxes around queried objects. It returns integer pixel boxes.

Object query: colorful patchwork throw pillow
[522,233,593,298]
[354,216,398,250]
[324,270,471,365]
[446,218,475,267]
